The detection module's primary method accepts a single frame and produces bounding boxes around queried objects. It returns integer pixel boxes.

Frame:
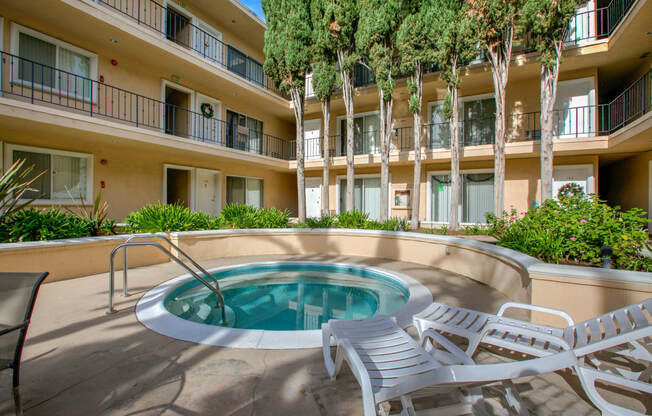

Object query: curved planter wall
[0,229,649,325]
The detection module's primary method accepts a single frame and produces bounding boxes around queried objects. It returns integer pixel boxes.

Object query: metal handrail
[121,234,221,292]
[108,238,227,325]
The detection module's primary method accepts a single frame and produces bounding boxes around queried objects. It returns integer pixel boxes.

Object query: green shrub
[126,202,209,233]
[304,215,335,228]
[257,207,290,228]
[365,218,404,231]
[2,208,93,242]
[486,195,651,271]
[463,224,488,235]
[220,204,289,229]
[423,225,448,235]
[336,210,369,229]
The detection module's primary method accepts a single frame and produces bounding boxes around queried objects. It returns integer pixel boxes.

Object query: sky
[238,0,265,21]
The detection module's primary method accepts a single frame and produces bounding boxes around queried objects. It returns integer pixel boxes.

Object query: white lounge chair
[413,300,652,416]
[322,315,579,416]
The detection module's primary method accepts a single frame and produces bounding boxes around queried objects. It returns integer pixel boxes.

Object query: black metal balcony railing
[97,0,289,98]
[0,52,294,160]
[292,68,651,158]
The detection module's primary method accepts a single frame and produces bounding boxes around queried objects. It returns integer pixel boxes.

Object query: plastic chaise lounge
[413,300,652,416]
[322,314,580,416]
[0,272,49,416]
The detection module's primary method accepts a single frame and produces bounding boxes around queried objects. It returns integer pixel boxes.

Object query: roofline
[229,0,267,29]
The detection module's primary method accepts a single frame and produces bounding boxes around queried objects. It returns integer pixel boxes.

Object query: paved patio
[0,254,605,415]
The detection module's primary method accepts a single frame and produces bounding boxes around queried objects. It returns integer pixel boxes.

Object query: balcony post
[30,61,34,104]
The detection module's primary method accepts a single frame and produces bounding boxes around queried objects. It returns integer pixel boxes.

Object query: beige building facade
[0,0,650,224]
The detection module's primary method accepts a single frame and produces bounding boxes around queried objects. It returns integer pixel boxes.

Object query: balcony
[305,63,376,99]
[296,68,651,160]
[96,0,289,98]
[0,51,294,160]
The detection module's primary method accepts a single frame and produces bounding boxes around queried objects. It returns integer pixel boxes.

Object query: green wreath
[557,182,584,201]
[200,102,214,118]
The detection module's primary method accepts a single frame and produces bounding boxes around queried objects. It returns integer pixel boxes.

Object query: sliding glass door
[430,173,494,224]
[339,114,380,155]
[339,177,381,220]
[462,98,495,146]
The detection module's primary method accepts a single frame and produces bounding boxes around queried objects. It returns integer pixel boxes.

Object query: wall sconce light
[100,159,108,165]
[111,59,118,66]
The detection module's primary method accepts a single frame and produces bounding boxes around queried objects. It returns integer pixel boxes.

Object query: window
[226,110,263,153]
[6,145,92,202]
[428,95,495,149]
[429,172,494,224]
[226,176,263,208]
[338,113,380,155]
[339,177,381,220]
[12,24,97,99]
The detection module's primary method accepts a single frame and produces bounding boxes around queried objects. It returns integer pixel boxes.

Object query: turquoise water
[164,263,409,330]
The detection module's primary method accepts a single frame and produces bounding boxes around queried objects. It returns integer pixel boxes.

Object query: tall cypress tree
[311,0,338,217]
[433,0,478,231]
[522,0,578,202]
[356,0,402,221]
[330,0,360,212]
[467,0,523,216]
[396,0,437,229]
[263,0,312,222]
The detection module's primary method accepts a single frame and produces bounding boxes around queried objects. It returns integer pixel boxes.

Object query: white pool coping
[135,261,433,349]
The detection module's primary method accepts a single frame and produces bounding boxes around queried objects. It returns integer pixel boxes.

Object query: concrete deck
[0,254,605,415]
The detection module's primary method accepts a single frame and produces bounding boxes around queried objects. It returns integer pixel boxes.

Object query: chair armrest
[420,328,474,365]
[0,321,28,337]
[497,302,574,326]
[480,322,574,352]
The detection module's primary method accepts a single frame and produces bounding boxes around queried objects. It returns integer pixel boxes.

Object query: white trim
[334,173,392,218]
[425,169,494,225]
[163,164,196,210]
[4,143,94,205]
[10,23,99,103]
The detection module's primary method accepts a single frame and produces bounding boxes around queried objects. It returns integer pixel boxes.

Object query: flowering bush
[486,195,652,271]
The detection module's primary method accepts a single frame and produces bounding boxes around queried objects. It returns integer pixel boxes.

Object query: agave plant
[0,159,44,224]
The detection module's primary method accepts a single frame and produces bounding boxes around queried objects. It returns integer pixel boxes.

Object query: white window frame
[4,143,93,205]
[10,23,98,103]
[334,173,391,217]
[163,164,196,210]
[425,168,494,225]
[225,174,264,208]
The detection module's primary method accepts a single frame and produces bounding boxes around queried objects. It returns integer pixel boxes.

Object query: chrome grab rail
[108,235,227,326]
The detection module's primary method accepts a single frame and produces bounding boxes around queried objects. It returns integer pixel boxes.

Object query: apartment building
[0,0,650,225]
[0,0,298,220]
[300,0,652,224]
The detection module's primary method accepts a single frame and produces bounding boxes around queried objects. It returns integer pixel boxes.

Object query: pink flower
[570,237,577,241]
[510,216,515,220]
[519,212,525,216]
[580,219,587,223]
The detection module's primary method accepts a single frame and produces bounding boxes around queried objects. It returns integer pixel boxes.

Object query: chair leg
[13,385,23,416]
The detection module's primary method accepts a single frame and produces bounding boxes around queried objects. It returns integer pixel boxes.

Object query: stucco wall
[0,230,648,327]
[601,150,651,213]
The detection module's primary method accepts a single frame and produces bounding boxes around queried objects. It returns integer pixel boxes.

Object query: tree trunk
[291,86,306,222]
[449,84,460,232]
[487,27,513,216]
[540,46,561,202]
[339,50,355,212]
[379,90,392,221]
[410,64,423,230]
[321,97,331,216]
